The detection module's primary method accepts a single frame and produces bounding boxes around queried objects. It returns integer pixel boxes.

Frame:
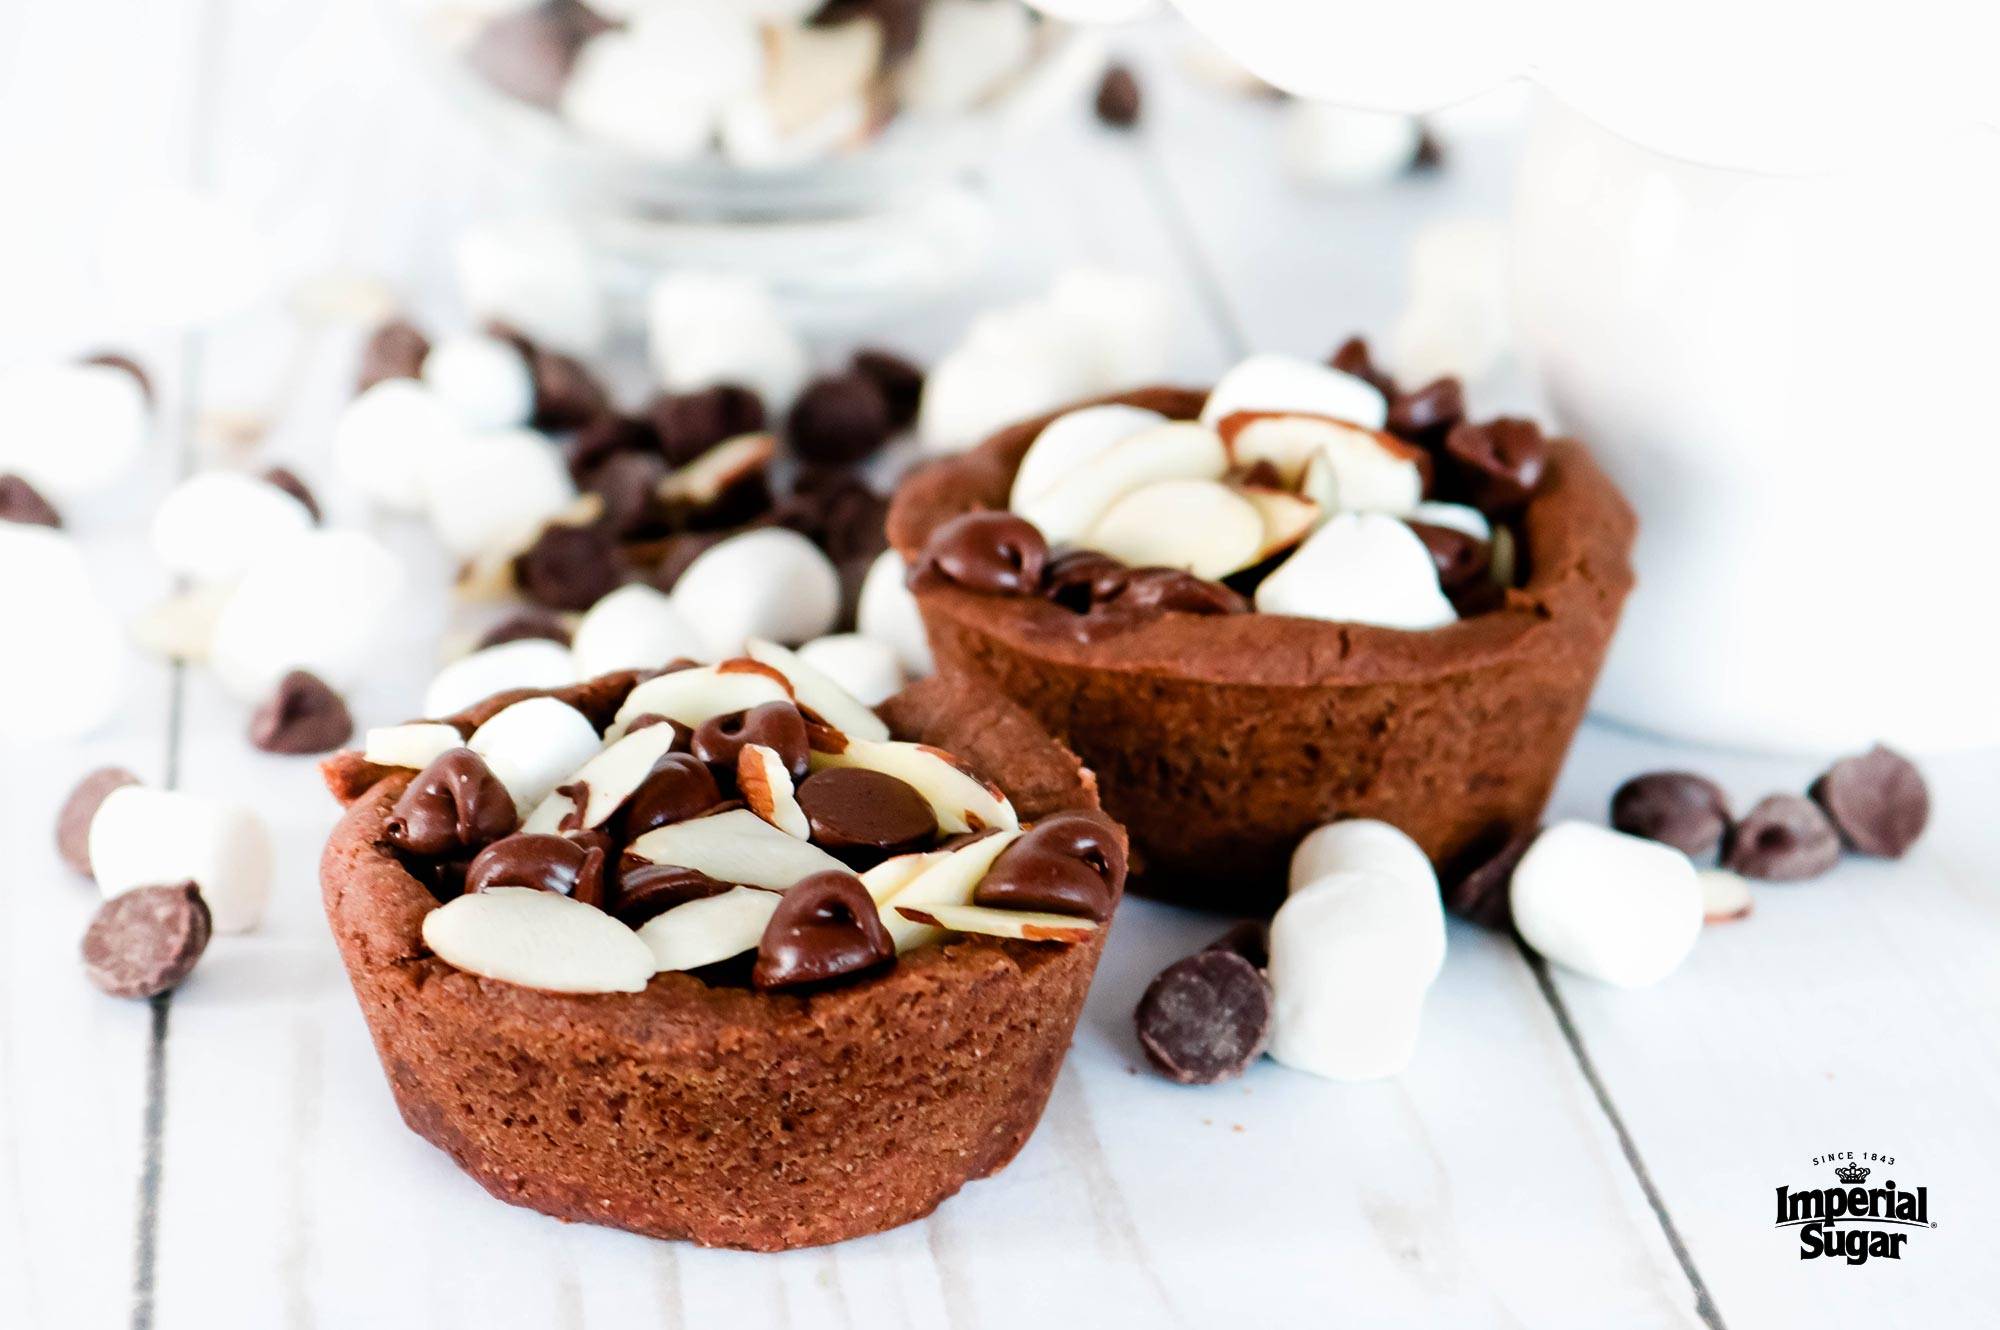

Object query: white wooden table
[4,5,1996,1327]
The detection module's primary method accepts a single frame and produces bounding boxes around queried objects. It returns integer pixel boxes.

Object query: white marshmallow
[570,583,706,677]
[467,696,604,812]
[1255,513,1457,630]
[1008,403,1166,510]
[0,361,149,499]
[1281,102,1423,189]
[421,428,576,559]
[210,529,407,700]
[150,471,314,586]
[1290,818,1436,899]
[1200,352,1387,432]
[1511,822,1702,988]
[794,633,905,709]
[646,270,808,410]
[89,786,272,934]
[0,527,127,738]
[670,527,839,658]
[561,28,719,162]
[423,638,579,719]
[1268,868,1443,1082]
[857,548,932,677]
[918,300,1093,454]
[901,0,1035,113]
[453,215,607,357]
[1048,268,1173,389]
[1409,500,1492,541]
[422,887,653,994]
[421,332,535,430]
[332,379,465,514]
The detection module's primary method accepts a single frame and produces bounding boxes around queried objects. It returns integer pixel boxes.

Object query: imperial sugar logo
[1774,1153,1935,1265]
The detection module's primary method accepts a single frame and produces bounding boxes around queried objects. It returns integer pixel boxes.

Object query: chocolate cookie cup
[321,671,1120,1251]
[887,386,1635,913]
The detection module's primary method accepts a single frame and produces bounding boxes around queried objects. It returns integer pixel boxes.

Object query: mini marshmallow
[423,887,653,993]
[332,379,465,514]
[1048,268,1173,389]
[209,529,407,700]
[1008,403,1166,510]
[423,638,578,719]
[1255,513,1457,630]
[570,583,706,677]
[1511,822,1702,987]
[794,633,905,708]
[1281,101,1423,189]
[89,786,272,934]
[1409,500,1492,541]
[1289,820,1446,980]
[1268,868,1443,1081]
[0,361,149,499]
[857,548,932,677]
[421,428,576,559]
[901,0,1035,113]
[646,270,808,410]
[453,215,607,357]
[150,471,314,585]
[0,526,127,738]
[468,696,604,812]
[561,27,719,162]
[1199,353,1387,432]
[670,527,840,658]
[421,332,535,431]
[918,300,1094,454]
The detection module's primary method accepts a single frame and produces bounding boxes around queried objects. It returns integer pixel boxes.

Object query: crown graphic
[1834,1163,1871,1184]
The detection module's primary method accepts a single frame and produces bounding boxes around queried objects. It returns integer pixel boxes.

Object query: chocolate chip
[1134,950,1273,1084]
[477,610,572,651]
[1204,920,1269,969]
[1386,377,1465,448]
[1412,127,1445,172]
[56,767,141,878]
[974,810,1126,921]
[385,749,519,857]
[796,767,938,861]
[691,702,810,782]
[260,466,321,523]
[768,469,888,566]
[916,511,1049,595]
[1809,745,1929,858]
[85,352,154,402]
[849,347,923,430]
[1110,567,1248,616]
[248,670,353,755]
[580,450,668,538]
[650,384,766,467]
[1444,829,1536,930]
[81,882,211,999]
[1611,771,1731,858]
[464,0,605,110]
[613,861,729,926]
[1444,418,1549,514]
[1094,63,1142,128]
[618,751,720,839]
[788,373,892,466]
[1328,335,1398,399]
[527,348,609,432]
[1042,548,1129,613]
[753,870,894,990]
[1406,521,1490,592]
[0,474,61,527]
[513,523,623,611]
[1723,794,1842,882]
[564,414,657,483]
[465,833,606,906]
[356,318,428,391]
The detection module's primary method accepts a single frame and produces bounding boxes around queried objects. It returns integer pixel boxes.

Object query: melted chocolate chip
[1043,548,1130,613]
[613,860,730,926]
[974,810,1126,921]
[81,882,211,1000]
[248,670,353,755]
[513,522,623,611]
[1134,950,1273,1084]
[916,511,1049,595]
[752,871,894,990]
[650,384,766,467]
[1110,567,1248,616]
[1406,520,1491,592]
[384,749,519,857]
[1328,335,1398,399]
[356,318,429,391]
[0,474,61,527]
[1095,64,1142,127]
[619,751,721,839]
[849,347,923,430]
[1443,418,1549,514]
[691,702,809,783]
[796,767,938,862]
[260,466,322,523]
[1386,377,1465,448]
[788,373,891,465]
[56,766,141,878]
[1723,794,1842,882]
[464,833,606,906]
[1809,744,1929,858]
[477,610,572,651]
[1610,771,1732,858]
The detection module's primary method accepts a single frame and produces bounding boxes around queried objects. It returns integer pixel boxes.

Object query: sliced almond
[858,850,948,905]
[131,586,231,663]
[421,887,653,994]
[875,828,1022,952]
[1199,352,1387,431]
[610,662,794,737]
[363,722,466,771]
[744,637,890,742]
[520,722,683,833]
[626,807,847,890]
[738,743,809,839]
[1009,403,1167,510]
[1221,414,1335,486]
[893,902,1098,943]
[810,740,1017,835]
[1313,420,1425,515]
[1084,478,1264,579]
[636,885,781,974]
[1699,868,1753,924]
[656,433,775,511]
[1232,482,1321,560]
[1015,421,1229,544]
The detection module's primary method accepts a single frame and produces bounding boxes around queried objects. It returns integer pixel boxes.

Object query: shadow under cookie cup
[320,673,1119,1252]
[886,386,1637,914]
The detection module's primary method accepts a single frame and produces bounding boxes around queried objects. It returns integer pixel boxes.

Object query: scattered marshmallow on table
[420,428,576,559]
[423,637,579,719]
[1255,513,1456,630]
[795,633,905,708]
[646,270,808,411]
[1290,817,1434,901]
[569,583,706,677]
[857,548,932,677]
[1281,101,1423,189]
[149,471,315,585]
[209,529,407,700]
[0,360,149,499]
[421,331,535,430]
[333,379,465,514]
[453,214,606,357]
[670,527,840,659]
[1510,821,1702,988]
[89,786,272,934]
[0,526,128,738]
[468,696,604,812]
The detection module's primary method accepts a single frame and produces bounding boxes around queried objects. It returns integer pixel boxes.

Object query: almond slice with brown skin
[738,743,810,839]
[521,722,683,833]
[655,432,775,510]
[1084,478,1265,580]
[875,829,1023,952]
[610,661,794,736]
[626,807,847,890]
[892,902,1099,943]
[1231,482,1322,561]
[745,637,889,742]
